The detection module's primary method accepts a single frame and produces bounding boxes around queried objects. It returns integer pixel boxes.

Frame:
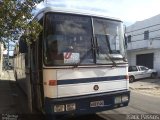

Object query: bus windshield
[93,18,124,64]
[44,13,125,66]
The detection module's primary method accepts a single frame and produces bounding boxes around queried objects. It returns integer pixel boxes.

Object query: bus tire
[45,115,57,120]
[28,98,33,113]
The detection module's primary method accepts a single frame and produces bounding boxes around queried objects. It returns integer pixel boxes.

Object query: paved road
[0,70,18,114]
[98,91,160,120]
[130,78,160,97]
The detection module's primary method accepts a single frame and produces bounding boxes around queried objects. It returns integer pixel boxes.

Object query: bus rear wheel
[28,94,33,113]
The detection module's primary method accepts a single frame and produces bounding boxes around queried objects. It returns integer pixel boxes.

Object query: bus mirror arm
[19,39,28,53]
[124,33,128,48]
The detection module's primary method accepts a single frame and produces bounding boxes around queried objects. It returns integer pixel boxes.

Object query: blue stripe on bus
[57,75,126,85]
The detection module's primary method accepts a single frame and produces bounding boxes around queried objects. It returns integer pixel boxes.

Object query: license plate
[90,100,104,107]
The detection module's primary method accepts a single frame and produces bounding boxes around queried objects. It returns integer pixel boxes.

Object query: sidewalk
[129,78,160,97]
[0,70,19,114]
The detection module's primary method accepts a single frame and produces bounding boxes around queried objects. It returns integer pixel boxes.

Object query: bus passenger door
[30,40,44,111]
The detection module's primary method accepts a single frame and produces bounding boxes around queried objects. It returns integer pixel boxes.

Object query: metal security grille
[136,53,153,69]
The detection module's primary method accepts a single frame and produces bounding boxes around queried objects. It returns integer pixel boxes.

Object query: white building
[126,14,160,76]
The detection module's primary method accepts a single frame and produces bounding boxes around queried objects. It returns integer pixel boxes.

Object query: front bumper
[44,90,130,115]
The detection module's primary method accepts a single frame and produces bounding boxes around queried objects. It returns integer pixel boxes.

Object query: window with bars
[144,30,149,40]
[127,35,131,43]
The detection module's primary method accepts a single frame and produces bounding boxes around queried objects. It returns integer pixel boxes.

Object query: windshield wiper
[109,54,128,63]
[105,54,117,67]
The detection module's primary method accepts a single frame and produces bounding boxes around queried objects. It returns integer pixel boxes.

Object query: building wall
[126,14,160,77]
[127,14,160,51]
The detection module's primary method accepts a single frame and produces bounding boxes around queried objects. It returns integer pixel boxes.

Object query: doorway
[136,53,154,69]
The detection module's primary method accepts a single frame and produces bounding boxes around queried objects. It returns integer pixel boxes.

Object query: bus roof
[34,7,122,22]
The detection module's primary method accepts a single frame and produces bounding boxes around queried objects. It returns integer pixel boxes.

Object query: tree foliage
[0,0,43,44]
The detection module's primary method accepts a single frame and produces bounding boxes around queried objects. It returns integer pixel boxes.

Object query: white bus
[14,7,130,116]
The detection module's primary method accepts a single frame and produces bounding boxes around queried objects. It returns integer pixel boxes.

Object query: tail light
[49,80,57,86]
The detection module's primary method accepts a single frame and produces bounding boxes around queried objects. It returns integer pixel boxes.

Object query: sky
[36,0,160,26]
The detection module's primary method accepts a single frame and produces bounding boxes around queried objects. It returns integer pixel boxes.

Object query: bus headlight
[114,96,122,104]
[54,104,65,112]
[122,95,129,102]
[66,103,76,111]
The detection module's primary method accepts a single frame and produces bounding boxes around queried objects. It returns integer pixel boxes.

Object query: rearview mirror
[19,39,28,53]
[124,33,128,48]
